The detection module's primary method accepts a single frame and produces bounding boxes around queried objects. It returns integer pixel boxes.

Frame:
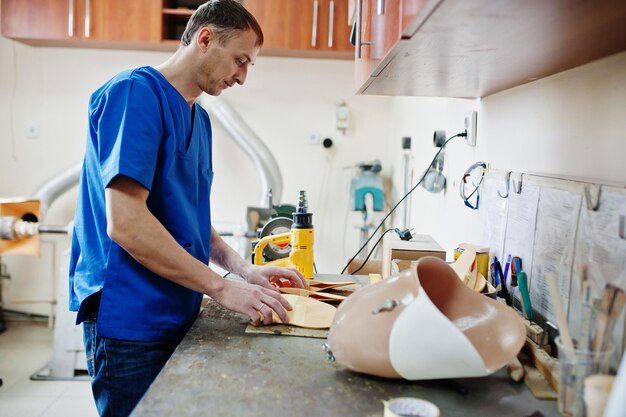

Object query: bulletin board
[479,171,626,358]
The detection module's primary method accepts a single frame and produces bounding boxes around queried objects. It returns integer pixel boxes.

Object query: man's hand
[212,278,295,326]
[241,264,306,291]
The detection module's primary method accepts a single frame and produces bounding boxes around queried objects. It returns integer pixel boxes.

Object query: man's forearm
[209,227,251,276]
[106,178,224,296]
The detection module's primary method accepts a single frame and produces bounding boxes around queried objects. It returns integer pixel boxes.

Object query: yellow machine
[252,191,314,279]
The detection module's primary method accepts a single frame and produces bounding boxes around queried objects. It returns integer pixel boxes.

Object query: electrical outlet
[464,111,477,146]
[27,125,41,139]
[307,132,320,145]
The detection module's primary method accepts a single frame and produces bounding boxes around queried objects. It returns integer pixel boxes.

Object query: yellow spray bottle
[252,190,314,279]
[289,190,314,279]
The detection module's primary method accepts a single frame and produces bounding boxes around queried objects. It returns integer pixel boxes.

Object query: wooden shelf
[161,8,194,42]
[162,8,194,16]
[10,37,178,52]
[357,0,626,98]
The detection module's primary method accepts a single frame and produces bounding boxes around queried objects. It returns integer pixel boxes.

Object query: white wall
[388,51,626,254]
[210,56,397,270]
[0,36,395,314]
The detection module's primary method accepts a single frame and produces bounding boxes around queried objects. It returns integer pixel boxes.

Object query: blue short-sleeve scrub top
[69,66,213,342]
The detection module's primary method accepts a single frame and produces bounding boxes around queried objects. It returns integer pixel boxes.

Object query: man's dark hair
[181,0,264,47]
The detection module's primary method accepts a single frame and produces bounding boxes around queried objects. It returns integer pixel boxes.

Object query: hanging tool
[352,160,385,256]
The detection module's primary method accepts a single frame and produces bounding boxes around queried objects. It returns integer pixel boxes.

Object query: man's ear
[196,27,214,52]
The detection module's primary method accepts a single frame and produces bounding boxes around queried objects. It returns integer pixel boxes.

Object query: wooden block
[523,365,558,400]
[382,234,446,278]
[523,319,545,345]
[390,259,417,275]
[450,248,476,283]
[523,337,559,391]
[345,258,382,275]
[455,243,490,279]
[369,273,382,284]
[506,357,525,382]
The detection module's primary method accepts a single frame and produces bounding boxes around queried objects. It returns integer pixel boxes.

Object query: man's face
[198,28,260,96]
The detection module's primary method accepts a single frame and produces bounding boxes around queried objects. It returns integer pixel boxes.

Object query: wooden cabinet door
[319,0,353,52]
[355,0,402,87]
[1,0,73,40]
[1,0,161,43]
[244,0,313,50]
[401,0,427,33]
[87,0,161,42]
[354,0,427,90]
[243,0,352,54]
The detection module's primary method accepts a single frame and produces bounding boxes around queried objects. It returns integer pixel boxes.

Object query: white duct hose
[28,96,281,223]
[31,162,82,221]
[0,217,39,240]
[198,95,283,206]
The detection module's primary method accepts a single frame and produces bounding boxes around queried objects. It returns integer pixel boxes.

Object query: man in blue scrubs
[69,1,305,416]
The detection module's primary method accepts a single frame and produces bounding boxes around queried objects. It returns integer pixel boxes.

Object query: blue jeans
[82,319,181,417]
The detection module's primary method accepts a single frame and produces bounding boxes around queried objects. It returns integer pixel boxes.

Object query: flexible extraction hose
[198,95,283,206]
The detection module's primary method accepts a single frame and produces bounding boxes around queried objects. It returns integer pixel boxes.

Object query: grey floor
[0,320,98,417]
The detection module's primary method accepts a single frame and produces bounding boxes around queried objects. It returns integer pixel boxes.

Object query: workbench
[131,299,561,417]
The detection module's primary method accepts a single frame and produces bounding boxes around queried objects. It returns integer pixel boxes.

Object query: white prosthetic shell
[388,283,487,379]
[327,256,525,380]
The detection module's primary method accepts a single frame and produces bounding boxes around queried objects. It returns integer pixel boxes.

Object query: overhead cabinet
[243,0,353,58]
[1,0,161,45]
[355,0,626,98]
[1,0,73,40]
[162,0,355,57]
[1,0,353,58]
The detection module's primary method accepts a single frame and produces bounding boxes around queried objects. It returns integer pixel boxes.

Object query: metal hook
[619,215,625,240]
[584,184,601,211]
[512,173,524,194]
[497,171,512,198]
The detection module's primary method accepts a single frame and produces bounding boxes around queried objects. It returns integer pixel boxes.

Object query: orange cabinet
[2,0,356,56]
[354,0,427,91]
[243,0,353,58]
[2,0,161,45]
[88,0,161,43]
[2,0,73,40]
